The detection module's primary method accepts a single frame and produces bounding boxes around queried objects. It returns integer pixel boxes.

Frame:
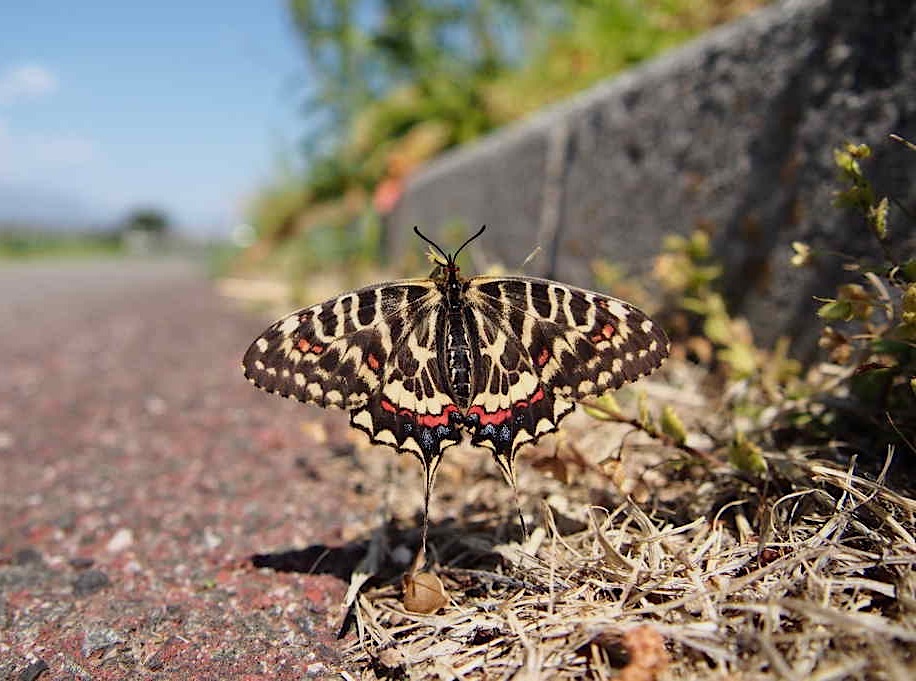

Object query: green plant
[653,229,802,385]
[244,2,771,279]
[792,141,916,444]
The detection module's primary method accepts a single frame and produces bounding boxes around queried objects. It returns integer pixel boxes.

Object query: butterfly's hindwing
[461,306,575,466]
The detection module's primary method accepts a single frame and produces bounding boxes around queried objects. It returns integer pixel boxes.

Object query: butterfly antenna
[413,226,449,263]
[452,225,487,261]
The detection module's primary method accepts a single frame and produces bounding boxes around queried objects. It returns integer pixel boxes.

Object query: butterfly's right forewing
[243,280,462,463]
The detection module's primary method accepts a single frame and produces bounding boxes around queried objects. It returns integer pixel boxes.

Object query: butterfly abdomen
[443,306,473,409]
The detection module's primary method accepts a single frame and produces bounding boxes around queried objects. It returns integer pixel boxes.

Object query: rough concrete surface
[389,0,916,358]
[0,260,371,679]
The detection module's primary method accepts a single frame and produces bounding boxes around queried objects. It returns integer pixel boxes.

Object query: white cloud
[0,64,58,104]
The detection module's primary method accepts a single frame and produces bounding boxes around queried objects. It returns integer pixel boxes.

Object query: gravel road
[0,258,365,679]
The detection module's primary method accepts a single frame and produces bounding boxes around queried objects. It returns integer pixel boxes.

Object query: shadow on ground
[250,515,529,583]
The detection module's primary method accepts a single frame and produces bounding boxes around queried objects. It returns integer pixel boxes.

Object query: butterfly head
[414,225,486,300]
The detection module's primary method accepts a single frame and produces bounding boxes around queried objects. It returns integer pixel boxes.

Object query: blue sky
[0,2,308,236]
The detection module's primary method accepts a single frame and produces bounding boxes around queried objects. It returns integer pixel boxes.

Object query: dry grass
[336,378,916,680]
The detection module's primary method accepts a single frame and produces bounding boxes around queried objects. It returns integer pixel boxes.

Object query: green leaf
[903,284,916,313]
[703,314,732,346]
[728,432,768,476]
[659,405,687,445]
[818,300,853,321]
[870,338,912,356]
[637,392,651,429]
[900,260,916,283]
[686,230,712,260]
[582,394,621,421]
[867,197,889,240]
[718,342,758,380]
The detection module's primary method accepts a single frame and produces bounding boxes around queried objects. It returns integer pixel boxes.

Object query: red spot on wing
[525,387,546,405]
[469,405,512,426]
[380,399,457,428]
[367,353,380,371]
[591,323,615,343]
[297,338,325,354]
[536,347,550,367]
[416,405,458,428]
[468,387,546,426]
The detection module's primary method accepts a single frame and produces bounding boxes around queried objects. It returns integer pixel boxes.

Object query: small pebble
[81,628,124,657]
[306,662,328,677]
[14,548,43,566]
[73,569,110,597]
[69,556,95,570]
[17,659,49,681]
[106,528,134,553]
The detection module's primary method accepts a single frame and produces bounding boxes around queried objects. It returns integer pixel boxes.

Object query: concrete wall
[388,0,916,358]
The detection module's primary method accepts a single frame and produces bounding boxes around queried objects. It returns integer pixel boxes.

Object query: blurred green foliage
[245,0,766,275]
[0,230,124,260]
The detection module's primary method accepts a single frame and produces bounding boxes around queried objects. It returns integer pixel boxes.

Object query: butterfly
[243,226,669,551]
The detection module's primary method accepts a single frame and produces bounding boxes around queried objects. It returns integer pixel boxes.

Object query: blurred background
[0,0,762,269]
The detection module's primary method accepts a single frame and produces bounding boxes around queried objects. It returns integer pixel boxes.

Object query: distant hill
[0,181,105,232]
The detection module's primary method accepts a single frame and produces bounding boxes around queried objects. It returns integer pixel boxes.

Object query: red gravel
[0,259,370,679]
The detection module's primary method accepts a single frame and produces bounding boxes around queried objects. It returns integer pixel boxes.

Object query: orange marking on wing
[367,353,380,371]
